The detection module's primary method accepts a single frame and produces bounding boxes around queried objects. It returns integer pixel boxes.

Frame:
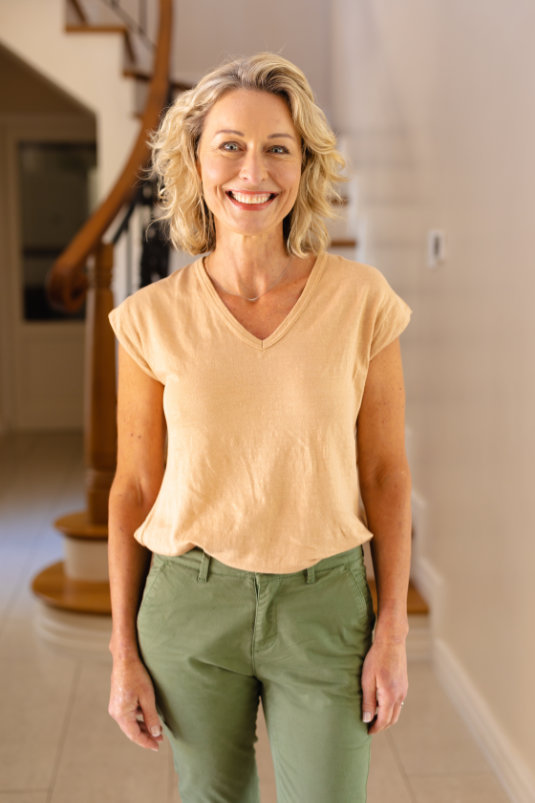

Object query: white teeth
[230,191,272,204]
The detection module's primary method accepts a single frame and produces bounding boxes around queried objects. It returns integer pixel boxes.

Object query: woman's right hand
[109,655,163,751]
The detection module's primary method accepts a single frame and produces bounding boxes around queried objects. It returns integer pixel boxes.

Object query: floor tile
[167,759,182,803]
[0,644,77,790]
[389,662,491,776]
[367,731,413,803]
[49,661,171,803]
[0,540,64,652]
[410,771,510,802]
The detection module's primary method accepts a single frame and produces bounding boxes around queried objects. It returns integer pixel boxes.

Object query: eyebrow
[269,133,296,140]
[214,129,297,141]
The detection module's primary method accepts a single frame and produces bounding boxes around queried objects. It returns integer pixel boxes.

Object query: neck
[206,232,292,299]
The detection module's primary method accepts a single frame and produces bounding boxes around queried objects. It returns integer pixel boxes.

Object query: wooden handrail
[47,0,173,312]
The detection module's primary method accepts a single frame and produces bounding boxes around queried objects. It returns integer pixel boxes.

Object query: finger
[368,690,395,734]
[136,711,164,745]
[391,697,406,726]
[138,690,164,741]
[361,661,378,726]
[369,710,394,733]
[120,711,161,751]
[370,693,406,733]
[361,681,377,726]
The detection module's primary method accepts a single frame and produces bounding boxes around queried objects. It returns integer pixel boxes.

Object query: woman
[108,53,411,803]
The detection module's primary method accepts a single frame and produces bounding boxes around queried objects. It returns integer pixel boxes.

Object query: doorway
[0,44,96,430]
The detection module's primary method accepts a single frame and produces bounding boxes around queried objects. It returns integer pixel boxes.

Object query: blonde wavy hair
[150,52,346,256]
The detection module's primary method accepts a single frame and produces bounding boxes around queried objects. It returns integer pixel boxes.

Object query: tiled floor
[0,432,511,802]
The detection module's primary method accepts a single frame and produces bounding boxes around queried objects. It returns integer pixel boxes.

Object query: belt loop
[306,565,316,584]
[197,551,210,583]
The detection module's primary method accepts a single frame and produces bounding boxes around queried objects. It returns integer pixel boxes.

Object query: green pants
[137,546,374,802]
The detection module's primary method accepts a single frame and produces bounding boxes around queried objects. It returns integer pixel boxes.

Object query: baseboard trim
[434,639,535,803]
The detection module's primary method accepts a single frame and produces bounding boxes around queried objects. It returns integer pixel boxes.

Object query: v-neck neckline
[195,252,327,351]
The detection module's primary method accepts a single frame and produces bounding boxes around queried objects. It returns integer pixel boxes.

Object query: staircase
[17,0,174,642]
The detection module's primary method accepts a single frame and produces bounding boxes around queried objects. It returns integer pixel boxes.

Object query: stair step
[330,237,358,249]
[54,510,108,540]
[32,561,111,615]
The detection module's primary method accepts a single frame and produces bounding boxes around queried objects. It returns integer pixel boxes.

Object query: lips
[227,190,277,205]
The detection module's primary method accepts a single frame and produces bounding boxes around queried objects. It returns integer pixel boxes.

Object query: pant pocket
[345,562,375,625]
[139,554,167,610]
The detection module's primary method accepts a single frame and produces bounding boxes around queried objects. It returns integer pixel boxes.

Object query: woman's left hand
[360,639,408,733]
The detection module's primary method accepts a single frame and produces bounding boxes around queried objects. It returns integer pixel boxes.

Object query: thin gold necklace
[203,256,293,302]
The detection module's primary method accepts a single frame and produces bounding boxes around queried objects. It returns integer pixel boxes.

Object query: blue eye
[270,145,289,154]
[221,142,240,151]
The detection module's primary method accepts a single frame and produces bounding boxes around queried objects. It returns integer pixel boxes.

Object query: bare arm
[357,337,411,733]
[108,345,166,750]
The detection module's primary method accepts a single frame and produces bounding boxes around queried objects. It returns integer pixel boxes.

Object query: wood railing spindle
[85,242,117,525]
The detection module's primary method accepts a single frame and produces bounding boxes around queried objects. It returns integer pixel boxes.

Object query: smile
[227,190,277,205]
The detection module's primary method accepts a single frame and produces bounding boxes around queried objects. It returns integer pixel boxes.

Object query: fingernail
[150,726,162,737]
[363,712,373,723]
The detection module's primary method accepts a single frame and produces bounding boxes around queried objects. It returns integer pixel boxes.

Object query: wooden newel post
[31,241,116,615]
[85,241,117,525]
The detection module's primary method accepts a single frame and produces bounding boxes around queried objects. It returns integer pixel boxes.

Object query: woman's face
[196,88,302,243]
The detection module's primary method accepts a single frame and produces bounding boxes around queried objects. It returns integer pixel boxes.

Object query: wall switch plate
[427,229,446,269]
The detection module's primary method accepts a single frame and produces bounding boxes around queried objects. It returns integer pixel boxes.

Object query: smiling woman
[150,52,344,258]
[107,53,412,803]
[196,89,302,252]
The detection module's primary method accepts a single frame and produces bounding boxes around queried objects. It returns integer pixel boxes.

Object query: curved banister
[47,0,173,312]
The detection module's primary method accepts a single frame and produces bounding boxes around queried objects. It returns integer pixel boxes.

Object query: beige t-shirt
[109,252,411,573]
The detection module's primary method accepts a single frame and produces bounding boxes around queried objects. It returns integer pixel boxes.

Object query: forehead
[202,88,297,137]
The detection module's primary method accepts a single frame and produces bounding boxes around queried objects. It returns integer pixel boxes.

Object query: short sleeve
[108,296,158,380]
[369,280,412,359]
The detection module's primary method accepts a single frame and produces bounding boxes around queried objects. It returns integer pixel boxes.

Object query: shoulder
[122,260,199,311]
[319,252,411,356]
[321,252,395,299]
[111,260,200,323]
[108,260,201,380]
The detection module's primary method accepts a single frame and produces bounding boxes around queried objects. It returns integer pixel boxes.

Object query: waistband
[152,545,365,585]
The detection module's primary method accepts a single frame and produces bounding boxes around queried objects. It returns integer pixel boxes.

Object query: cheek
[282,165,302,202]
[198,152,221,183]
[202,161,234,199]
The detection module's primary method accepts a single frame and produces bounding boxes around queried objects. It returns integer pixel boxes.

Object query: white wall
[332,1,535,799]
[0,0,138,198]
[171,0,332,119]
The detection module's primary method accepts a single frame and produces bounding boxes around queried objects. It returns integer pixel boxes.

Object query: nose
[239,149,267,184]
